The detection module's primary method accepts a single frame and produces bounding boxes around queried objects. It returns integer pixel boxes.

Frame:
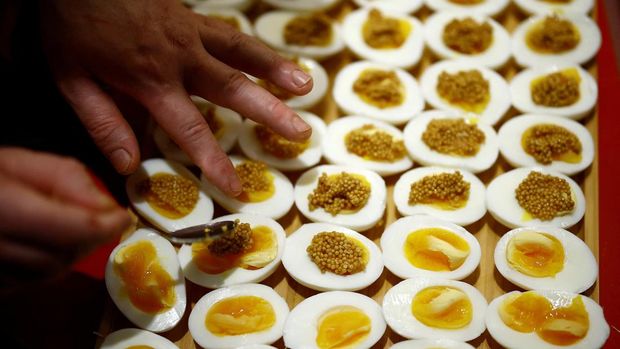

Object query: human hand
[0,147,131,278]
[39,0,313,196]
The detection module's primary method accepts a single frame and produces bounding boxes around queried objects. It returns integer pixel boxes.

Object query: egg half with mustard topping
[424,0,510,16]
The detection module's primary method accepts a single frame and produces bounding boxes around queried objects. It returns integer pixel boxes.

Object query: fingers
[198,15,313,96]
[187,51,312,142]
[57,73,140,175]
[138,88,242,196]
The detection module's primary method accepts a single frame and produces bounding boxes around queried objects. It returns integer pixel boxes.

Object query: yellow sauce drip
[404,228,471,272]
[316,306,372,349]
[411,286,473,329]
[205,296,276,336]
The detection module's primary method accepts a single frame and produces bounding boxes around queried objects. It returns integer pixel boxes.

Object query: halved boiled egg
[512,13,601,67]
[239,111,326,171]
[393,167,486,226]
[498,114,594,175]
[184,0,253,11]
[188,283,289,349]
[263,0,341,11]
[342,7,425,68]
[494,226,597,293]
[510,64,597,120]
[294,164,387,231]
[178,213,286,288]
[354,0,424,14]
[105,229,187,332]
[283,291,387,349]
[100,328,178,349]
[333,60,424,125]
[254,11,345,60]
[237,346,277,349]
[391,338,475,349]
[282,223,384,291]
[153,96,242,165]
[424,12,511,69]
[192,6,254,35]
[323,115,412,176]
[486,290,609,349]
[420,60,511,126]
[514,0,594,16]
[403,110,499,173]
[201,155,294,220]
[424,0,510,16]
[126,158,214,233]
[486,167,586,229]
[383,277,487,341]
[381,215,481,280]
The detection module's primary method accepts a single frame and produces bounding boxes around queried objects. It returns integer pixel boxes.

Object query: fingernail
[110,149,131,174]
[292,69,312,88]
[291,116,312,138]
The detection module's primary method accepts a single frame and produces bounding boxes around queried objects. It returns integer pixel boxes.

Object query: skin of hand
[39,0,313,196]
[0,147,132,277]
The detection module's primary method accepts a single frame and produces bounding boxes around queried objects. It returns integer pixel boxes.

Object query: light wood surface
[97,1,600,348]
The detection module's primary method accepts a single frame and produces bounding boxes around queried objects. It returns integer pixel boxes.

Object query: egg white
[391,338,475,349]
[282,223,384,291]
[514,0,594,15]
[254,11,345,60]
[383,277,488,341]
[201,155,295,220]
[294,165,387,231]
[100,328,179,349]
[486,290,610,349]
[510,64,598,120]
[419,60,511,126]
[494,226,597,293]
[486,167,586,229]
[498,114,595,175]
[188,283,289,349]
[512,13,601,67]
[323,115,413,176]
[342,7,425,69]
[286,57,329,109]
[184,0,253,11]
[283,291,387,349]
[354,0,424,14]
[126,158,214,233]
[393,167,487,226]
[332,61,425,125]
[236,345,277,349]
[424,0,510,16]
[239,111,326,171]
[424,12,511,69]
[263,0,341,11]
[381,215,481,280]
[192,6,254,35]
[105,229,187,333]
[403,110,499,173]
[178,213,286,288]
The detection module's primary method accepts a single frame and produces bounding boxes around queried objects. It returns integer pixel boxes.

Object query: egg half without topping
[188,283,289,349]
[282,223,384,291]
[486,290,609,349]
[424,0,510,16]
[283,291,387,349]
[383,277,488,341]
[105,229,187,332]
[99,328,179,349]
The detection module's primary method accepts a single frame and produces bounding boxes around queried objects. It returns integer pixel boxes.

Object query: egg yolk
[436,70,490,114]
[127,346,154,349]
[235,161,275,203]
[255,125,310,159]
[140,172,199,219]
[408,172,470,210]
[352,68,405,109]
[284,13,332,47]
[526,15,580,54]
[411,286,473,329]
[344,124,407,162]
[113,240,176,314]
[316,306,371,349]
[192,225,276,274]
[515,171,575,221]
[506,231,565,277]
[307,231,369,275]
[205,296,276,336]
[422,118,486,157]
[404,228,471,272]
[442,18,493,55]
[308,172,371,215]
[522,123,583,166]
[530,68,581,108]
[362,9,411,49]
[499,292,589,346]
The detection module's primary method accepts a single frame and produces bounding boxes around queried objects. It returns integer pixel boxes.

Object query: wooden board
[97,1,601,348]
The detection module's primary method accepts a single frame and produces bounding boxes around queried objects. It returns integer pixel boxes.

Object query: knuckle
[222,71,248,99]
[86,116,122,149]
[179,119,211,144]
[226,31,248,53]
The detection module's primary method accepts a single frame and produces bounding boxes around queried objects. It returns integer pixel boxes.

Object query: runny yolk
[411,286,473,329]
[316,306,371,349]
[192,226,276,274]
[404,228,471,272]
[506,231,565,277]
[113,240,176,314]
[205,296,276,336]
[499,291,589,346]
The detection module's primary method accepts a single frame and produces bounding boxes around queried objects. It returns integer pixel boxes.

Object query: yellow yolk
[316,306,371,349]
[499,292,589,346]
[507,232,565,277]
[205,296,276,336]
[362,9,412,49]
[411,286,473,329]
[235,162,276,203]
[403,228,470,272]
[140,172,199,219]
[192,226,276,274]
[113,240,176,314]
